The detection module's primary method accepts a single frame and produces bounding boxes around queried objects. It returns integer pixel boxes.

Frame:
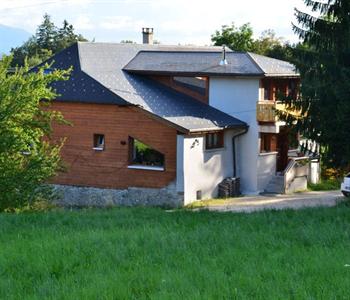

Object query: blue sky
[0,0,308,46]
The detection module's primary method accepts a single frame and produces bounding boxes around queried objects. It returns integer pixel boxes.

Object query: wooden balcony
[257,101,277,122]
[257,101,302,122]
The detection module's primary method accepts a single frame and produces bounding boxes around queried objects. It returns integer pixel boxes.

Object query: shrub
[0,55,70,211]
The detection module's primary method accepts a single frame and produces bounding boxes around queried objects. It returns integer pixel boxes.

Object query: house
[45,28,302,207]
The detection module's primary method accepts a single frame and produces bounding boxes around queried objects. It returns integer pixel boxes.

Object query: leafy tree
[253,30,294,61]
[286,0,350,169]
[11,14,87,67]
[0,55,70,211]
[211,23,255,52]
[211,23,293,61]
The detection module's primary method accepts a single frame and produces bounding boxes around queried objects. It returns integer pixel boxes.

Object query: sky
[0,0,309,46]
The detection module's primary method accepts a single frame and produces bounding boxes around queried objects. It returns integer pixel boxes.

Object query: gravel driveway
[196,190,345,213]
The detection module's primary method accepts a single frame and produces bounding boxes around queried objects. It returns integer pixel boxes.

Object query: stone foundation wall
[52,181,183,208]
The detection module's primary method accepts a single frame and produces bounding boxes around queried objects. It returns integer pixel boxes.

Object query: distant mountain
[0,24,31,54]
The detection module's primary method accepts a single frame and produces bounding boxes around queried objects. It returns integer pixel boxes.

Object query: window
[205,132,224,150]
[260,133,277,152]
[262,80,271,100]
[128,137,165,170]
[287,80,297,98]
[93,134,105,150]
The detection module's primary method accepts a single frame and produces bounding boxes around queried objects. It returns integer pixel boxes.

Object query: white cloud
[0,0,310,45]
[74,15,94,30]
[100,16,144,30]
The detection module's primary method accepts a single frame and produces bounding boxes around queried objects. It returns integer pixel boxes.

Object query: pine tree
[288,0,350,169]
[11,15,87,67]
[36,13,57,51]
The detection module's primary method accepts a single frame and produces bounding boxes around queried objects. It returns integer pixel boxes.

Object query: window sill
[127,165,164,171]
[93,147,104,151]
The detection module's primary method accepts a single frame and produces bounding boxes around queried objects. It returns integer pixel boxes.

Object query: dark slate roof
[36,43,128,105]
[123,51,264,76]
[248,53,299,77]
[123,50,299,77]
[44,42,247,133]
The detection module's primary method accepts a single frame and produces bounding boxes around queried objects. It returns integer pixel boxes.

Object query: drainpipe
[232,128,248,177]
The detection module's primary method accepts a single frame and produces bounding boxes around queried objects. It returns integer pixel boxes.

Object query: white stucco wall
[257,152,277,191]
[177,131,236,205]
[209,77,260,194]
[176,135,185,194]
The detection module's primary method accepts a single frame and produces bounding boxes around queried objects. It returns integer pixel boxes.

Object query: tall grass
[1,204,350,299]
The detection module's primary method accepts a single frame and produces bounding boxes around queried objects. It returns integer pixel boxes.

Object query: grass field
[1,203,350,299]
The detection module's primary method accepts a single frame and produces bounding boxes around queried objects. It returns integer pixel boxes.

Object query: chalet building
[44,29,303,206]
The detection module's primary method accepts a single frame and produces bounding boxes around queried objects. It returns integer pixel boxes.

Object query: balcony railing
[257,101,302,122]
[257,101,277,122]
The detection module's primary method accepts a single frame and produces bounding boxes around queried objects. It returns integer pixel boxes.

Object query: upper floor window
[205,132,224,150]
[262,80,272,100]
[93,134,105,151]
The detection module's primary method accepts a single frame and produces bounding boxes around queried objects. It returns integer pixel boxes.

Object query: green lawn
[1,204,350,299]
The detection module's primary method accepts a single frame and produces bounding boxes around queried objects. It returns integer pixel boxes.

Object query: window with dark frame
[263,80,271,100]
[93,134,105,150]
[205,132,224,150]
[260,133,277,153]
[128,137,165,168]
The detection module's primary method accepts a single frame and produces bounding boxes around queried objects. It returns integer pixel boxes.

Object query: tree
[211,23,255,52]
[253,30,294,61]
[286,0,350,169]
[10,14,87,67]
[211,23,293,61]
[56,19,87,51]
[36,13,57,51]
[0,55,70,211]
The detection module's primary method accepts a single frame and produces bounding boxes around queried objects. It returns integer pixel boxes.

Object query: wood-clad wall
[50,102,177,189]
[150,75,209,104]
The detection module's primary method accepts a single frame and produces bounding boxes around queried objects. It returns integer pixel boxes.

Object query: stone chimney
[142,28,154,45]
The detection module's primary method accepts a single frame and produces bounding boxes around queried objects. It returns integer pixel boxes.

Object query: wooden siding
[150,75,209,104]
[50,102,177,189]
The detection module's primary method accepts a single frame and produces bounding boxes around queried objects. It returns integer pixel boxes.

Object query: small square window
[93,134,105,151]
[205,132,224,150]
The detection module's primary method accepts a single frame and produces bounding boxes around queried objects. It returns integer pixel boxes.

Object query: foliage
[11,14,87,67]
[211,23,255,52]
[253,30,294,61]
[1,206,350,298]
[284,0,350,170]
[211,23,293,60]
[308,179,341,191]
[0,55,70,211]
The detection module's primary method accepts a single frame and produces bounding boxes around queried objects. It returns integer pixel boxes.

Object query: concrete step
[264,175,285,194]
[265,185,284,194]
[269,178,284,184]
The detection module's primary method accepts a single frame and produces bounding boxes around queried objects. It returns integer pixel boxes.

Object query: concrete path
[195,190,345,213]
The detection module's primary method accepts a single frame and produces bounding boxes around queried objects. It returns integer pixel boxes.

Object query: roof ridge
[246,52,265,74]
